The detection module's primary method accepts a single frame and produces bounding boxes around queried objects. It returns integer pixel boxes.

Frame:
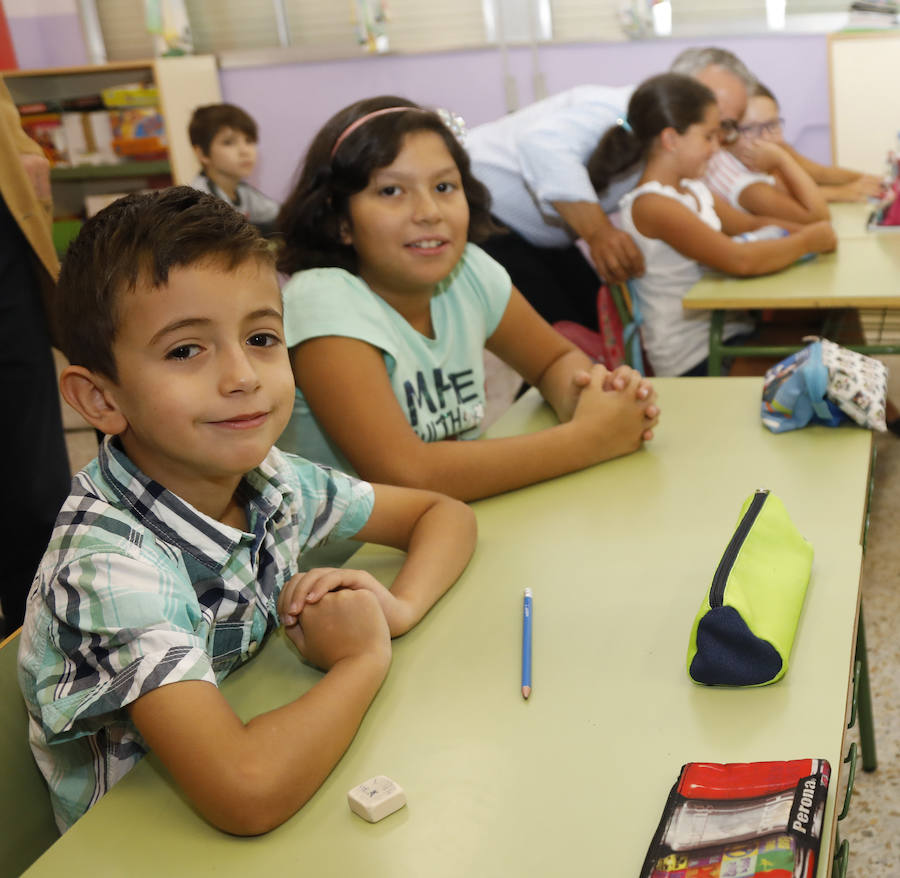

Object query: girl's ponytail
[587,73,717,196]
[587,121,645,195]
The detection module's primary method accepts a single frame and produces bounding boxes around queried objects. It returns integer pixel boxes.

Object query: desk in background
[684,203,900,374]
[827,202,876,241]
[24,379,872,877]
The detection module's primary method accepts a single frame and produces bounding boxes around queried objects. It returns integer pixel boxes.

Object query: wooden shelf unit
[3,56,221,218]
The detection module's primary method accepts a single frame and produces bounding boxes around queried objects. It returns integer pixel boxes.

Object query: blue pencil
[521,588,532,699]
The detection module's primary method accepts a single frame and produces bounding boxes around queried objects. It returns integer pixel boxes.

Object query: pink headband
[330,107,412,159]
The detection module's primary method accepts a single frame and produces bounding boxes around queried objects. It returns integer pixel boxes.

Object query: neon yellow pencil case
[687,490,813,687]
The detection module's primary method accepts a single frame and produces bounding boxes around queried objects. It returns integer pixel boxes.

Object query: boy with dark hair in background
[189,103,280,235]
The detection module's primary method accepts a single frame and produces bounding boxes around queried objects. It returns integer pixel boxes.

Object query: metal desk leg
[856,605,877,772]
[708,310,726,376]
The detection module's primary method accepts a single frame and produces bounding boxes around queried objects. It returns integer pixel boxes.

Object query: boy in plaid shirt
[17,187,476,835]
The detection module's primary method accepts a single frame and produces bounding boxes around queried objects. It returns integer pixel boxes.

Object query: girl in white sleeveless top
[587,74,837,377]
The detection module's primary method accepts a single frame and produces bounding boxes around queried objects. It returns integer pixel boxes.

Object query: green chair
[552,282,648,374]
[0,630,59,876]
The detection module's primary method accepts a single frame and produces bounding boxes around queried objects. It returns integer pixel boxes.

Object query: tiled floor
[839,376,900,874]
[51,352,900,873]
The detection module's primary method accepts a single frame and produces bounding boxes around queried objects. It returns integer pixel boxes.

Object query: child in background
[275,96,659,503]
[739,84,882,204]
[188,103,280,235]
[705,82,830,225]
[588,73,836,377]
[17,187,476,835]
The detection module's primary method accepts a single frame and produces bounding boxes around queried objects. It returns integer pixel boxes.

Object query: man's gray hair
[670,47,757,88]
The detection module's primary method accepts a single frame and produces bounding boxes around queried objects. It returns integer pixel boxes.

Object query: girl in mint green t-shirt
[275,95,660,502]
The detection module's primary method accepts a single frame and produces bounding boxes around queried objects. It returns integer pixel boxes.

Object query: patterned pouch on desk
[687,490,813,687]
[640,759,831,878]
[819,337,888,432]
[760,340,846,433]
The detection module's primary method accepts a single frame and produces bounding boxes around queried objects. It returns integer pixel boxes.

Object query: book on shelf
[60,111,119,166]
[19,113,68,166]
[61,94,105,113]
[18,86,169,168]
[641,759,830,878]
[17,100,62,115]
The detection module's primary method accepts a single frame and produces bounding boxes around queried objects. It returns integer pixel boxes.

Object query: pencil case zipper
[708,489,770,608]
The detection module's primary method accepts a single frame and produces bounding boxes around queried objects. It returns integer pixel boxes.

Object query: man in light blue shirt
[466,47,755,327]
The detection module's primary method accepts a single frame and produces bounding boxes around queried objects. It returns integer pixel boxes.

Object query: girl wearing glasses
[705,83,831,226]
[588,73,836,377]
[739,83,883,204]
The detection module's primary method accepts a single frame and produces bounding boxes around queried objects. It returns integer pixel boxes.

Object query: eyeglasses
[719,119,740,145]
[737,118,785,139]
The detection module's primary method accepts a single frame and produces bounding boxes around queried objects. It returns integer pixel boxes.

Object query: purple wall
[7,15,833,204]
[7,12,86,69]
[221,33,832,204]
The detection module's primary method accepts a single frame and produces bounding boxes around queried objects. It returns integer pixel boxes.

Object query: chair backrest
[611,282,649,376]
[552,283,648,375]
[0,630,60,875]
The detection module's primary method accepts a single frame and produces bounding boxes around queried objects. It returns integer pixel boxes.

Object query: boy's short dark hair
[58,186,274,380]
[276,95,499,276]
[189,103,259,154]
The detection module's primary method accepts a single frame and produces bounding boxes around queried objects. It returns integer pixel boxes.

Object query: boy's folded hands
[280,581,392,672]
[280,567,414,643]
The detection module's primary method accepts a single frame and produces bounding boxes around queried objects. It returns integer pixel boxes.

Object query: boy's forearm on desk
[129,654,390,836]
[235,652,390,831]
[385,497,477,634]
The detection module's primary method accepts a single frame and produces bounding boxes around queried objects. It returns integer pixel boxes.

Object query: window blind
[95,0,155,61]
[548,0,624,42]
[91,0,862,61]
[187,0,281,53]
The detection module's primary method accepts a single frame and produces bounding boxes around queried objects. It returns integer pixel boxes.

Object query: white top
[618,179,753,376]
[703,150,776,210]
[467,85,640,247]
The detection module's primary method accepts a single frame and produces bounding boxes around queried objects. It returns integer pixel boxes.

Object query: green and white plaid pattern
[18,437,373,832]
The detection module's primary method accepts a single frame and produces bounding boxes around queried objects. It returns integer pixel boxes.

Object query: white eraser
[347,775,407,823]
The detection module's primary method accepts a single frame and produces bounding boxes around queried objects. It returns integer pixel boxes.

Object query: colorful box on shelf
[109,108,167,160]
[101,83,160,108]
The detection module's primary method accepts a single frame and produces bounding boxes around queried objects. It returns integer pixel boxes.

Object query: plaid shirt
[18,437,373,832]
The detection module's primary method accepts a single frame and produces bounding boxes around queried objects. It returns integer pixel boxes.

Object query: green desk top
[685,222,900,310]
[24,379,872,878]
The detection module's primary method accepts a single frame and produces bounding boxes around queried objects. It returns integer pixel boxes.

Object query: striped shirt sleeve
[32,551,216,742]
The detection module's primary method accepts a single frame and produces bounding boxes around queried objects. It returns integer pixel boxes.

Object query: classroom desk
[827,202,877,240]
[684,208,900,374]
[23,379,872,878]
